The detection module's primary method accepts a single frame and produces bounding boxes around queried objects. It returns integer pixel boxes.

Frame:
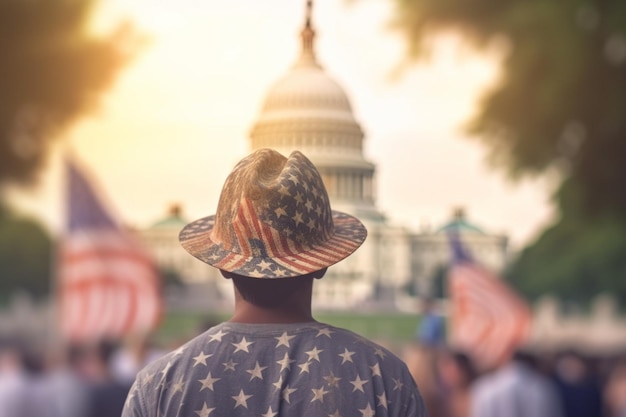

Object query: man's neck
[228,275,316,324]
[229,302,315,324]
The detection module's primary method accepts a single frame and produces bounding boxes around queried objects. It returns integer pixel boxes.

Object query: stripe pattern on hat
[179,150,367,278]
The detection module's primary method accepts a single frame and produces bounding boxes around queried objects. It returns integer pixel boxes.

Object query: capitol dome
[250,9,364,153]
[258,63,356,123]
[249,1,381,221]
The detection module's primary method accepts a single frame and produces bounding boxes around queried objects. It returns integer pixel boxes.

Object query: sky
[9,0,557,251]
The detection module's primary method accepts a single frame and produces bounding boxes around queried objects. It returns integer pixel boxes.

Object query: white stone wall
[138,227,217,283]
[530,294,626,354]
[410,231,508,297]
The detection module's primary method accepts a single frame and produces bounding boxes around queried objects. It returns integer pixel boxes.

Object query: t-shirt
[122,321,427,417]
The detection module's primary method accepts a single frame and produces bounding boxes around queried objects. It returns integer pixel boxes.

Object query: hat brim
[179,210,367,278]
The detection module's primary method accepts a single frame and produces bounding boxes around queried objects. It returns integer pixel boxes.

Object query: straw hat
[179,149,367,278]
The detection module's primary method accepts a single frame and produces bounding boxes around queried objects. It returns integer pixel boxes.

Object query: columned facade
[140,2,510,313]
[247,1,396,309]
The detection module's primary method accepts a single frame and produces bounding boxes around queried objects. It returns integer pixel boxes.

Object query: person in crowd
[552,350,603,417]
[404,343,440,417]
[45,343,91,417]
[470,350,563,417]
[605,356,626,417]
[110,333,165,387]
[122,149,428,416]
[85,341,132,417]
[415,297,445,347]
[435,349,476,417]
[6,340,54,417]
[405,297,447,416]
[0,337,27,417]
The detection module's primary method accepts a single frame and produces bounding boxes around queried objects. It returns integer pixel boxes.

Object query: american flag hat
[179,149,367,278]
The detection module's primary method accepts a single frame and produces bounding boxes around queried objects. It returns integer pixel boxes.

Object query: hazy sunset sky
[10,0,556,250]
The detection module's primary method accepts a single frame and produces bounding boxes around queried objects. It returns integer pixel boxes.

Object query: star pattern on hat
[261,159,334,250]
[125,323,425,417]
[178,151,367,279]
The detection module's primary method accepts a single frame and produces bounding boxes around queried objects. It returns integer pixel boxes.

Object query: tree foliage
[0,207,52,304]
[391,0,626,304]
[0,0,134,186]
[391,0,626,214]
[506,180,626,306]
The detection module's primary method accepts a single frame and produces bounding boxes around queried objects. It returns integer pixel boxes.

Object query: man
[122,149,427,416]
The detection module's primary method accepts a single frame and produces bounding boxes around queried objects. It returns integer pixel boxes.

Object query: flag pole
[48,144,74,347]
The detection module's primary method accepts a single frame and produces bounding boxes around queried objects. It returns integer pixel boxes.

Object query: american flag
[447,233,531,371]
[57,158,162,342]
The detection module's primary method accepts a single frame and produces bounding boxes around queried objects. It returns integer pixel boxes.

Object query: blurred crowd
[404,343,626,417]
[2,324,626,417]
[0,334,166,417]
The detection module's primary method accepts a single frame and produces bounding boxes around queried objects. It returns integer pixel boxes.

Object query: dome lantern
[297,0,319,68]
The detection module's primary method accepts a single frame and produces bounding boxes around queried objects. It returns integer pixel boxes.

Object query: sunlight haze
[10,0,555,251]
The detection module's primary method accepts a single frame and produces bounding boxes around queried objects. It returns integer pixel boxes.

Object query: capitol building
[139,3,508,312]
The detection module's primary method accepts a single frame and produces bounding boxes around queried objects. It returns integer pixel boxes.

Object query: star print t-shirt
[122,321,427,417]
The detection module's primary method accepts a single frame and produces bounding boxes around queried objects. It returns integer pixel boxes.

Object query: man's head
[179,148,367,279]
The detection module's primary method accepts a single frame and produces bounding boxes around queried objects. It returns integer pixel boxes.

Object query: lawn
[154,311,423,348]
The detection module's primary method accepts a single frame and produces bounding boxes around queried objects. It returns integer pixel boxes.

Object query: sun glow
[10,0,552,248]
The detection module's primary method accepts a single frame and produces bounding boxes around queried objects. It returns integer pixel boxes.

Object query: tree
[390,0,626,305]
[507,180,626,306]
[0,1,138,301]
[390,0,626,214]
[161,268,186,289]
[0,207,52,305]
[0,0,136,187]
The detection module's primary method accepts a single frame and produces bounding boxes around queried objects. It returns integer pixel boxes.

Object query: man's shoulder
[134,331,208,376]
[137,323,410,378]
